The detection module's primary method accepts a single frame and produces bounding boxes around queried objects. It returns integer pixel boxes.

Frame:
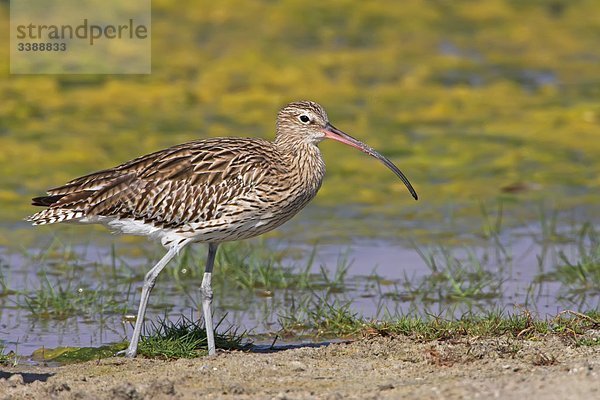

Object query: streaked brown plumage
[28,100,417,357]
[30,137,321,245]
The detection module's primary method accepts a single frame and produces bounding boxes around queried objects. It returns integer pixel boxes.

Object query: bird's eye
[298,115,310,124]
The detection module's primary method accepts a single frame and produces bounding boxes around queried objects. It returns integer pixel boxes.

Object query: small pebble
[378,383,395,390]
[289,361,307,372]
[8,374,24,387]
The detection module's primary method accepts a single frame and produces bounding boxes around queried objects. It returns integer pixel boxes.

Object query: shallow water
[1,206,597,358]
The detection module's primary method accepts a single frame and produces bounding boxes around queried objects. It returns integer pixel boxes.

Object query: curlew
[28,101,418,357]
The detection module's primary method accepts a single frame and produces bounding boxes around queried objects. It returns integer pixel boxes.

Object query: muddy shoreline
[1,335,598,399]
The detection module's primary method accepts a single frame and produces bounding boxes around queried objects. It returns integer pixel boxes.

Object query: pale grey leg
[201,243,218,356]
[122,244,182,358]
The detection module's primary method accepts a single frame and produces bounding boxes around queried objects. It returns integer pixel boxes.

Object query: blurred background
[0,0,598,356]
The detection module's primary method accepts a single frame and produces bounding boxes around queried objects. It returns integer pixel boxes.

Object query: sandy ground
[1,335,598,399]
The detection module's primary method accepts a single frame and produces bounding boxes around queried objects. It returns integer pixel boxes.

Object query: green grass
[168,241,351,295]
[278,295,360,337]
[554,247,600,294]
[535,223,600,305]
[23,308,599,364]
[131,306,600,360]
[367,310,600,343]
[0,342,16,366]
[25,308,600,363]
[28,316,246,362]
[22,271,129,319]
[0,259,12,296]
[411,245,504,302]
[553,226,600,292]
[278,299,600,346]
[137,315,246,359]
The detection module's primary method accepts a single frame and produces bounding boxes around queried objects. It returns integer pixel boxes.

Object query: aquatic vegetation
[11,205,599,331]
[377,309,599,345]
[0,1,599,226]
[541,225,600,303]
[22,271,129,319]
[22,308,600,363]
[410,245,504,302]
[277,295,359,337]
[137,315,245,359]
[279,302,600,346]
[0,342,16,366]
[167,241,352,297]
[31,344,127,363]
[0,259,12,296]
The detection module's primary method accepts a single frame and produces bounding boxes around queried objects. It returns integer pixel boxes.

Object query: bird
[27,100,418,357]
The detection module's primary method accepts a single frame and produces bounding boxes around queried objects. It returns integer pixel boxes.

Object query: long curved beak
[323,123,418,200]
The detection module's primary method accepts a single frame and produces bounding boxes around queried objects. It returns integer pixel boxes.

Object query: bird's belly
[181,189,317,243]
[184,208,297,243]
[86,185,318,247]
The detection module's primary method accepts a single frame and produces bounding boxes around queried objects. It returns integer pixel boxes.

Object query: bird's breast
[179,152,326,243]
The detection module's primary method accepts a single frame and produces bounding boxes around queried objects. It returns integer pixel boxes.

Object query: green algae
[0,0,598,229]
[31,343,127,363]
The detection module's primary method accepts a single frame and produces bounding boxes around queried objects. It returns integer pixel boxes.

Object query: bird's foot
[115,348,137,358]
[206,348,218,357]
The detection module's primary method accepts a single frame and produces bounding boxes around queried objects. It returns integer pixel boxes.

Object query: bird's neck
[275,137,326,194]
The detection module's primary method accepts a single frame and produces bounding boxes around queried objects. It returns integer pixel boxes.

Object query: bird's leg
[201,243,219,356]
[120,245,181,358]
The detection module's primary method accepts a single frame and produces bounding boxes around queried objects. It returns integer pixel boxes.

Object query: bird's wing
[44,143,193,196]
[31,138,288,227]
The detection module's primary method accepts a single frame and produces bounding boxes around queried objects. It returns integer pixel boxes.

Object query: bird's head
[276,100,331,145]
[276,100,418,201]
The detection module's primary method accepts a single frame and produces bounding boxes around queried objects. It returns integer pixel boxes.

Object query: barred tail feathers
[27,208,86,225]
[28,191,94,225]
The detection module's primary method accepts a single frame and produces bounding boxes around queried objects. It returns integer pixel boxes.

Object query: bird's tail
[27,192,89,225]
[27,208,86,225]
